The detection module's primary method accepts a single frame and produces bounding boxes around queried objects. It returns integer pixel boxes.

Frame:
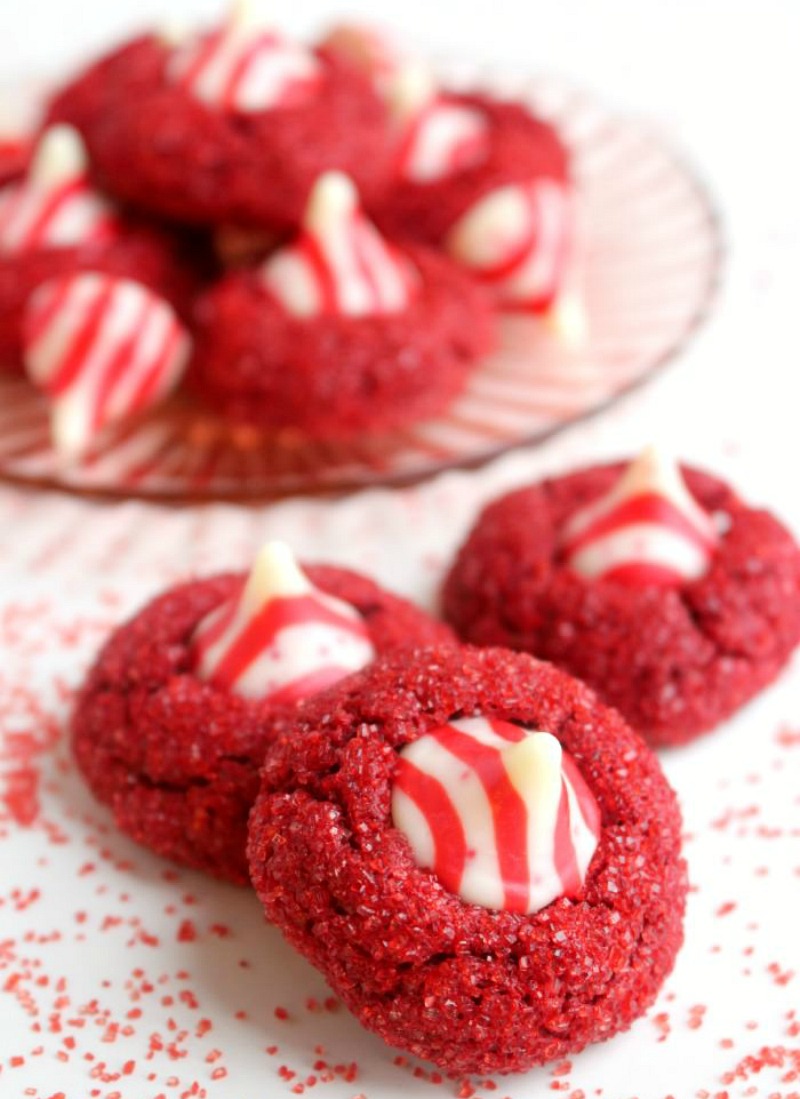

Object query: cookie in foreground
[248,644,687,1074]
[71,543,454,883]
[443,448,800,746]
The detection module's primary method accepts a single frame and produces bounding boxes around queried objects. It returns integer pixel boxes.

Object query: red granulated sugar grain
[653,1012,672,1042]
[776,726,800,747]
[176,921,197,943]
[0,681,62,827]
[687,1005,707,1031]
[720,1043,800,1088]
[767,963,795,987]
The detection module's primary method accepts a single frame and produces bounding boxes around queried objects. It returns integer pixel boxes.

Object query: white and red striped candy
[392,717,600,914]
[0,125,119,255]
[167,0,321,114]
[396,98,491,185]
[192,541,375,702]
[387,63,490,185]
[262,172,417,318]
[446,178,572,313]
[23,274,190,460]
[560,447,719,586]
[322,29,490,185]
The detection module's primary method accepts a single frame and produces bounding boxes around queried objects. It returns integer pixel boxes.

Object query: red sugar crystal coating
[0,222,202,372]
[71,566,454,884]
[189,246,494,438]
[47,36,394,232]
[248,645,687,1075]
[374,94,569,245]
[443,462,800,746]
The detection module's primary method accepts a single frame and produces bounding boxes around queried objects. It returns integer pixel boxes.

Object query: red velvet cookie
[47,28,393,233]
[71,561,454,884]
[248,645,687,1074]
[0,126,201,372]
[373,83,573,314]
[378,94,569,248]
[443,455,800,746]
[321,21,574,314]
[190,173,494,438]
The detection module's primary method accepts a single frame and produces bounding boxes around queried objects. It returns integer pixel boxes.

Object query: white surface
[0,3,799,1098]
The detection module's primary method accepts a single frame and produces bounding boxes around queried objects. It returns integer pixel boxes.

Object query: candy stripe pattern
[446,179,572,312]
[262,172,417,318]
[0,125,119,255]
[322,32,490,185]
[168,3,321,114]
[193,541,375,701]
[23,274,190,459]
[396,101,491,184]
[561,447,719,586]
[392,717,600,914]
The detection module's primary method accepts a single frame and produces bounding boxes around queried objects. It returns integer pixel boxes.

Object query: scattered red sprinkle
[688,1004,707,1031]
[767,962,795,987]
[653,1012,671,1042]
[776,726,800,747]
[177,921,197,943]
[720,1043,800,1086]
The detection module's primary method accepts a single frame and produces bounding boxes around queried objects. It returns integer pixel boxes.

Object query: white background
[0,3,799,1099]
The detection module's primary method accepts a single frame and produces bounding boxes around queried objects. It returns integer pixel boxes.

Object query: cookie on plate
[72,542,454,883]
[324,25,575,321]
[190,172,494,438]
[22,270,192,460]
[47,2,394,232]
[0,125,197,372]
[248,644,687,1074]
[443,448,800,746]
